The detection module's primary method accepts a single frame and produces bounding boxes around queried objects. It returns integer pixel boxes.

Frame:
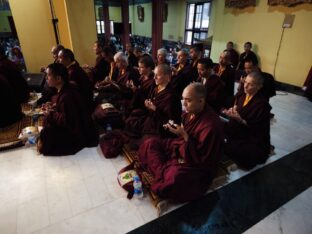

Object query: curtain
[268,0,312,6]
[225,0,256,8]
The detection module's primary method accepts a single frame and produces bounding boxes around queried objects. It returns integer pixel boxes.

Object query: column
[121,0,130,49]
[102,0,111,44]
[152,0,163,59]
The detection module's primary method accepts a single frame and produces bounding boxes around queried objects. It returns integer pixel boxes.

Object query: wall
[128,0,186,41]
[210,0,312,86]
[129,2,152,37]
[109,6,122,22]
[94,6,122,22]
[9,0,57,72]
[53,0,72,49]
[9,0,97,72]
[163,0,186,41]
[63,0,97,65]
[0,10,12,32]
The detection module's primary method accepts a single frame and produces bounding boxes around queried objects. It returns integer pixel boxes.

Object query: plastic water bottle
[106,123,112,132]
[133,175,143,199]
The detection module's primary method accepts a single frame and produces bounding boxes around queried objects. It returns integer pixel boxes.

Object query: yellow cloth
[217,66,225,77]
[109,62,114,80]
[157,85,162,93]
[120,69,125,76]
[177,64,184,72]
[66,61,76,69]
[243,95,252,107]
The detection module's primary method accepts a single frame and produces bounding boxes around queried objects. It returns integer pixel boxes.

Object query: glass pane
[201,3,210,29]
[185,31,193,45]
[101,21,105,33]
[186,4,195,29]
[96,21,101,34]
[110,21,114,35]
[194,5,202,29]
[200,32,207,40]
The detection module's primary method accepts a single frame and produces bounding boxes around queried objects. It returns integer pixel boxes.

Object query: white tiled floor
[0,92,312,234]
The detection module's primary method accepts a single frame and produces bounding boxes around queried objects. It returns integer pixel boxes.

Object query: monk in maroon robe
[58,48,94,112]
[155,48,170,66]
[94,52,139,107]
[138,83,223,202]
[37,45,64,106]
[83,41,110,85]
[125,64,181,138]
[130,55,155,110]
[224,41,239,68]
[214,51,236,108]
[197,58,226,113]
[126,43,139,68]
[170,49,193,98]
[189,43,204,82]
[237,60,276,101]
[223,72,271,170]
[303,66,312,101]
[0,74,24,128]
[39,63,98,156]
[0,45,29,104]
[237,42,258,70]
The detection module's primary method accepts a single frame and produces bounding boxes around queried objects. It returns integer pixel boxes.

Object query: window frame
[184,1,211,45]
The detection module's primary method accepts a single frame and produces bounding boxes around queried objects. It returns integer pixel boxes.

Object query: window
[184,2,211,45]
[96,20,114,35]
[96,20,105,34]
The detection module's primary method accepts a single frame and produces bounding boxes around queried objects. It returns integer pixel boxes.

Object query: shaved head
[186,82,206,100]
[182,83,206,114]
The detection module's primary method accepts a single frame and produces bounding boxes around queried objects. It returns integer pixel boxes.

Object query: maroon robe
[225,48,239,68]
[115,66,140,97]
[138,105,223,202]
[95,66,139,106]
[261,72,276,100]
[238,51,258,70]
[130,73,155,110]
[37,59,58,105]
[92,55,110,84]
[304,66,312,101]
[128,52,139,68]
[0,57,29,103]
[0,74,24,128]
[189,59,200,82]
[197,74,226,113]
[40,83,98,156]
[67,61,94,112]
[170,61,193,98]
[126,84,182,138]
[224,92,271,169]
[214,64,236,98]
[236,71,276,101]
[37,83,57,106]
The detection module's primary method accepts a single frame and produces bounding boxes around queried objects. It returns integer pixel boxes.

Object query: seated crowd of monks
[1,40,277,202]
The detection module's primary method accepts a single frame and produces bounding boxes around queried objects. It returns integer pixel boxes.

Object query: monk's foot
[36,139,43,155]
[227,163,238,172]
[157,200,169,216]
